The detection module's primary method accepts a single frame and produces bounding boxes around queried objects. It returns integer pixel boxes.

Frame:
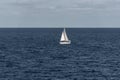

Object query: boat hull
[60,40,71,44]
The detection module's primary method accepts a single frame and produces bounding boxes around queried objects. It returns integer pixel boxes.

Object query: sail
[60,32,65,41]
[63,29,69,41]
[60,28,69,41]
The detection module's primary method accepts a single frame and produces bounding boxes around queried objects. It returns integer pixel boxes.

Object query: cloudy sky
[0,0,120,28]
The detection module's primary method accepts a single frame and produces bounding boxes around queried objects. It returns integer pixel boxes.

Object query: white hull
[60,40,71,44]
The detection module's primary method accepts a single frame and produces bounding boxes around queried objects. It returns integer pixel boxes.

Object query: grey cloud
[0,0,120,27]
[1,0,120,13]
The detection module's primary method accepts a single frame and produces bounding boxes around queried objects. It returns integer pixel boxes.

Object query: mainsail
[60,28,69,41]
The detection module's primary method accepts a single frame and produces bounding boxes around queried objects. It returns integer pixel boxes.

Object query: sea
[0,28,120,80]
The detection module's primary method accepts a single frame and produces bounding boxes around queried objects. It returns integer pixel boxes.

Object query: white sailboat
[60,28,71,44]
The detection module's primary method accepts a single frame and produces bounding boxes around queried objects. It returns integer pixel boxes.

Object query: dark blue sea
[1,28,120,80]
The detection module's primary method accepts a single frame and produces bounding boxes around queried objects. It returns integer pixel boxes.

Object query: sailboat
[60,28,71,44]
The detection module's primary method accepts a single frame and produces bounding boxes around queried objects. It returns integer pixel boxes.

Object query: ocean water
[0,28,120,80]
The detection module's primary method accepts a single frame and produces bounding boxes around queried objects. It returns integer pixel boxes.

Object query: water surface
[0,28,120,80]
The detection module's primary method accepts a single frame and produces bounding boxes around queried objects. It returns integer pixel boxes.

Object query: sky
[0,0,120,28]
